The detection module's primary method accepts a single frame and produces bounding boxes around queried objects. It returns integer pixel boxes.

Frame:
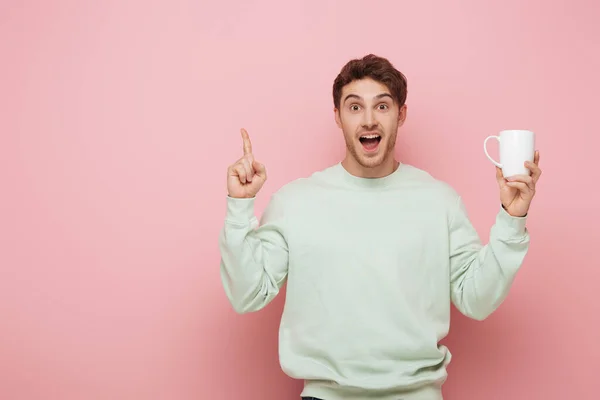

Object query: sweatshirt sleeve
[448,196,530,321]
[219,193,289,314]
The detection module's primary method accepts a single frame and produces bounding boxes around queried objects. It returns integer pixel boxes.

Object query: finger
[241,128,252,156]
[495,167,504,183]
[243,152,254,165]
[505,181,533,194]
[525,160,542,183]
[507,174,533,183]
[241,158,254,182]
[507,174,535,191]
[253,160,267,179]
[534,150,540,165]
[233,164,247,184]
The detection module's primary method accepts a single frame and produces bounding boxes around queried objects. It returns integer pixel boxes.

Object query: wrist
[501,203,527,218]
[225,195,256,222]
[227,193,256,199]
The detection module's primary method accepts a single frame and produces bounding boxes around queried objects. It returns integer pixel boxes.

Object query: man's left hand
[497,150,542,217]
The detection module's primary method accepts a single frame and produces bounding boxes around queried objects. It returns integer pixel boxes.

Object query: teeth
[361,135,380,139]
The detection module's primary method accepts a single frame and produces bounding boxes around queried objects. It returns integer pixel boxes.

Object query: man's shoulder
[400,164,460,198]
[272,163,339,197]
[271,162,462,203]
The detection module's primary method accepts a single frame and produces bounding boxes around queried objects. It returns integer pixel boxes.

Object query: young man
[219,54,541,400]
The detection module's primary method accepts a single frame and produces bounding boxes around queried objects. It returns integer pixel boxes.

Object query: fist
[227,128,267,199]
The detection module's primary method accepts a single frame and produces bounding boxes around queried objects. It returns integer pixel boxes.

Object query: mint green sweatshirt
[219,162,529,400]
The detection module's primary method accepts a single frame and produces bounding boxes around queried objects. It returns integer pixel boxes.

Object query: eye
[350,104,361,112]
[378,104,389,110]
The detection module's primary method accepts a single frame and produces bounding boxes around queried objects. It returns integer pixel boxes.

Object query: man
[219,54,541,400]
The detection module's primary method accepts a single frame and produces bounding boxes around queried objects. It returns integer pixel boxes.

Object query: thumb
[253,160,267,178]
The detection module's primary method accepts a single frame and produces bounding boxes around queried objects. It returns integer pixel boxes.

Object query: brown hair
[332,54,408,109]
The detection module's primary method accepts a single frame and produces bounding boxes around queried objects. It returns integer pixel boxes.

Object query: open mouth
[359,134,382,152]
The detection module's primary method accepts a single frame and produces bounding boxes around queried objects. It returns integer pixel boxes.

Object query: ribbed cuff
[225,196,256,224]
[496,206,527,236]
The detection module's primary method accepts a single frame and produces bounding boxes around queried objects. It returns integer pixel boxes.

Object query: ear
[397,104,407,127]
[334,108,342,128]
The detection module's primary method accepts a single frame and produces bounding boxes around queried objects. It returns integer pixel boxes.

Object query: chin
[357,141,388,165]
[344,134,395,170]
[353,147,388,168]
[357,155,387,169]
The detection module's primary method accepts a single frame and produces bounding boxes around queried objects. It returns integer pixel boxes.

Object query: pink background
[2,1,599,399]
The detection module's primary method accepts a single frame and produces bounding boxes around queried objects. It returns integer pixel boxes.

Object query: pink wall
[2,1,598,399]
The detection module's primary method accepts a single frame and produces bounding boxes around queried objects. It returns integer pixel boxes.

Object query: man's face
[335,78,406,171]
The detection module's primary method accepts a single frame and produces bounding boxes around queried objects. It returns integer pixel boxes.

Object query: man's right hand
[227,128,267,199]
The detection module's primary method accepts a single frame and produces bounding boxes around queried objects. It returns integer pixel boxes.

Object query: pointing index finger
[241,128,252,155]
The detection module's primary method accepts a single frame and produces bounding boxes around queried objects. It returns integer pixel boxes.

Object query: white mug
[484,130,535,178]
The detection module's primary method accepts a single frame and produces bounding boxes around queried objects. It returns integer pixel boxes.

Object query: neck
[341,154,400,178]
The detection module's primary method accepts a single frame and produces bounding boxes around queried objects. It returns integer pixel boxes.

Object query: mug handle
[483,135,502,168]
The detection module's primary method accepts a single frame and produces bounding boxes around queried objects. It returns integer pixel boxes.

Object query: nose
[361,108,377,129]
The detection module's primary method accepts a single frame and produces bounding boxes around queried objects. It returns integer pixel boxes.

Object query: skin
[227,77,542,217]
[226,128,266,199]
[499,151,541,217]
[334,78,406,178]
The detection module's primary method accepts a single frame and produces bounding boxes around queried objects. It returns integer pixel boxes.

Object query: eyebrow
[343,93,393,104]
